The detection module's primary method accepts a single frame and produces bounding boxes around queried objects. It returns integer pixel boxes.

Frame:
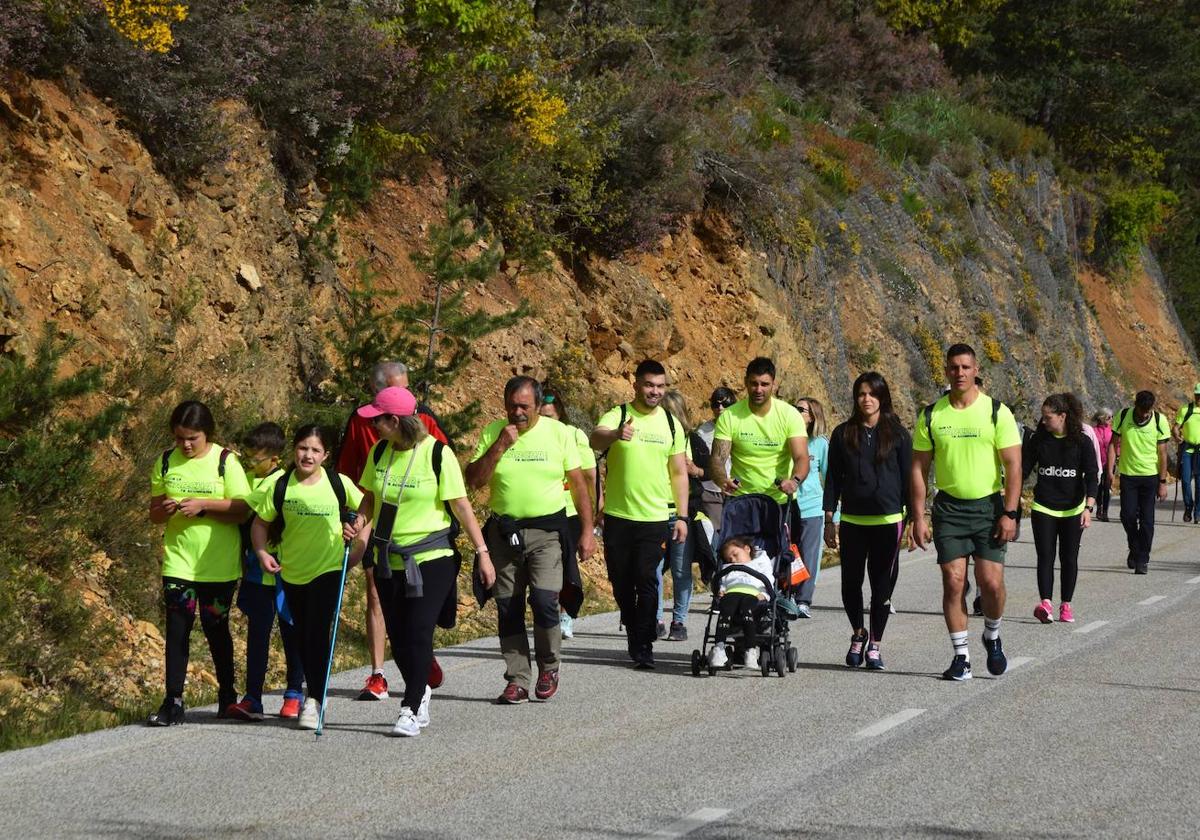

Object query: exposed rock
[237,263,262,292]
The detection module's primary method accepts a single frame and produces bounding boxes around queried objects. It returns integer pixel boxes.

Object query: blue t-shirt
[795,436,828,518]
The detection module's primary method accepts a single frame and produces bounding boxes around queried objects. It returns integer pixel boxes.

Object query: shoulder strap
[1157,412,1165,436]
[432,439,445,481]
[619,403,628,429]
[664,409,676,442]
[372,439,388,467]
[1186,403,1195,424]
[990,396,1001,427]
[218,447,231,478]
[1116,407,1129,431]
[160,448,172,477]
[923,403,936,449]
[325,464,347,512]
[272,467,295,520]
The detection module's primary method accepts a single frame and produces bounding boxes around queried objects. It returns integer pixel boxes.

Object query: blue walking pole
[317,511,357,739]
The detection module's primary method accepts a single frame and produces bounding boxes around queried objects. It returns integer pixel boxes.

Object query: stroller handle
[711,563,777,600]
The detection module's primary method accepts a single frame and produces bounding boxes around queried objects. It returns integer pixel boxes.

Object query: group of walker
[145,343,1177,733]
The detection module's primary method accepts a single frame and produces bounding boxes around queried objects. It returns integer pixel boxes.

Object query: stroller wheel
[773,645,786,677]
[786,645,798,673]
[759,650,771,678]
[691,649,702,677]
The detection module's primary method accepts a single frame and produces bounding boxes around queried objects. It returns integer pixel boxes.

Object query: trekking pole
[317,511,357,739]
[1172,472,1179,522]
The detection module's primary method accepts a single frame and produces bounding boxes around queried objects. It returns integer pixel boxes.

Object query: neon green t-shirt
[597,403,685,522]
[1113,409,1168,477]
[913,393,1021,500]
[150,444,251,582]
[561,425,596,517]
[246,467,284,586]
[360,437,466,564]
[1176,403,1200,445]
[472,416,580,519]
[713,398,807,504]
[250,470,364,585]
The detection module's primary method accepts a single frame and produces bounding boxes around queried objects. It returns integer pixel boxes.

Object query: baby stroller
[691,493,800,677]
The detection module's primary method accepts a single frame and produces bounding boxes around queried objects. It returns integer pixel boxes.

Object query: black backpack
[1114,407,1165,437]
[161,446,231,478]
[268,464,349,545]
[370,438,459,540]
[922,396,1005,452]
[595,403,678,505]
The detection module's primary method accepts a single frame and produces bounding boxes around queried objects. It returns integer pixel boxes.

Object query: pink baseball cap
[357,386,417,418]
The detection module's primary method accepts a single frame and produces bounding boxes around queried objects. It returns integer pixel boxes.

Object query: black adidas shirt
[1022,427,1099,512]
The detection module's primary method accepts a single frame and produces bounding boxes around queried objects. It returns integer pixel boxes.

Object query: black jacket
[1022,427,1099,511]
[823,420,912,519]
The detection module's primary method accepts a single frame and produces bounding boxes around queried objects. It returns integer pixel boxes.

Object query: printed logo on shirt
[734,431,782,449]
[503,450,550,463]
[934,424,984,440]
[283,498,338,518]
[637,430,670,446]
[165,476,221,496]
[1038,466,1078,478]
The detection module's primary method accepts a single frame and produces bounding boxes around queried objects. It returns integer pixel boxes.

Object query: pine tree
[328,196,528,440]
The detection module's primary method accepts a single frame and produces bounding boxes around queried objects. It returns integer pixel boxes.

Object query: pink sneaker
[1033,599,1054,624]
[1059,603,1075,623]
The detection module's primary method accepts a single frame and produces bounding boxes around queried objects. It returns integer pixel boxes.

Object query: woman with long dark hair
[1023,393,1098,624]
[822,373,911,670]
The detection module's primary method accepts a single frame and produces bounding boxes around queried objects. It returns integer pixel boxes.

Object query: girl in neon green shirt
[249,425,363,731]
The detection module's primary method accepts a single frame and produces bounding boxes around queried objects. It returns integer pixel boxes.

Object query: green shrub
[1097,182,1178,270]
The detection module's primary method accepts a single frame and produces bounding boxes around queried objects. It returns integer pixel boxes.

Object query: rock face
[1,71,1198,734]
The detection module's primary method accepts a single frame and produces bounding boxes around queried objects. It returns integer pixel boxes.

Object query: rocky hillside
[2,71,1197,743]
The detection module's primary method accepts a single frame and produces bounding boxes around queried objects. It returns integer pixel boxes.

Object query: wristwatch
[1085,505,1095,512]
[1002,508,1020,521]
[1160,478,1168,484]
[792,475,804,484]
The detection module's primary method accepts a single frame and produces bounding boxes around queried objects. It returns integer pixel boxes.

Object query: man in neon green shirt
[911,344,1022,682]
[467,376,595,704]
[709,357,810,505]
[1108,390,1169,573]
[1172,383,1200,523]
[590,359,689,670]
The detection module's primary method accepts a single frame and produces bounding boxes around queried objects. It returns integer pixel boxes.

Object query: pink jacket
[1092,423,1113,469]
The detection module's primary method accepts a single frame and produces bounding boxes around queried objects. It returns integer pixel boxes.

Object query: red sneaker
[357,672,388,701]
[279,697,301,720]
[534,669,559,701]
[496,683,529,705]
[225,698,264,722]
[428,656,444,689]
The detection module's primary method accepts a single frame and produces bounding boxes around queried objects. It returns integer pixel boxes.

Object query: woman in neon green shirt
[250,425,363,730]
[347,387,494,737]
[147,401,251,727]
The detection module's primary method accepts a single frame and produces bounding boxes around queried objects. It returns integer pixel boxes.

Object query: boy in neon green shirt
[1108,390,1169,573]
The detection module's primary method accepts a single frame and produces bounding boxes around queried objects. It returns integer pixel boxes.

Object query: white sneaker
[391,707,420,737]
[708,642,728,668]
[416,685,432,728]
[297,697,319,730]
[796,603,811,618]
[560,613,574,639]
[744,646,759,670]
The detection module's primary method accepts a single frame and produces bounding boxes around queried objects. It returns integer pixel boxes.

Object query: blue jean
[656,516,692,626]
[794,515,825,605]
[237,581,304,702]
[1181,447,1200,514]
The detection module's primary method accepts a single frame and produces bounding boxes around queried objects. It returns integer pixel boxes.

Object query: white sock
[950,630,969,661]
[983,617,1002,641]
[373,669,384,676]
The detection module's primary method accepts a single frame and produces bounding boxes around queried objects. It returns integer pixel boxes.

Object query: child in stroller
[691,493,801,677]
[708,537,772,669]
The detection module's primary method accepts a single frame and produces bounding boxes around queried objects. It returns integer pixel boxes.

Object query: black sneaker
[983,636,1007,675]
[1135,563,1148,575]
[634,647,656,670]
[864,644,885,671]
[1185,510,1193,523]
[845,629,868,668]
[656,621,668,640]
[941,655,972,681]
[667,622,687,642]
[147,696,185,727]
[1126,551,1136,570]
[972,595,984,616]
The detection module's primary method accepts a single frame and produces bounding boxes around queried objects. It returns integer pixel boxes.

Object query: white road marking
[1138,595,1166,606]
[1187,575,1200,584]
[647,808,731,838]
[1075,620,1108,634]
[1007,656,1034,670]
[853,708,926,739]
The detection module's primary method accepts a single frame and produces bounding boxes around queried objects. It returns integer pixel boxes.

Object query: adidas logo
[1038,466,1078,478]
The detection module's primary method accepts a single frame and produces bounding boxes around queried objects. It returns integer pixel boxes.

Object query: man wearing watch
[1108,390,1170,575]
[911,344,1023,682]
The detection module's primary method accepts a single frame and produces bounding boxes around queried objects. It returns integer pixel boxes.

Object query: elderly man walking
[467,376,595,703]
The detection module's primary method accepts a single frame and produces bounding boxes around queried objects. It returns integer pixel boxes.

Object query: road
[2,499,1198,839]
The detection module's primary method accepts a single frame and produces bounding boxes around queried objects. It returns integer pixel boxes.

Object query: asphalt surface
[2,494,1199,839]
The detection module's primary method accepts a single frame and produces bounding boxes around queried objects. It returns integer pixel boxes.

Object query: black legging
[162,577,237,699]
[718,591,763,644]
[282,570,344,704]
[838,521,902,642]
[1030,510,1082,602]
[377,555,457,709]
[1096,474,1112,519]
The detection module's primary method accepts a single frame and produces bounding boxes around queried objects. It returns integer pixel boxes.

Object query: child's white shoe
[743,646,759,670]
[708,642,728,668]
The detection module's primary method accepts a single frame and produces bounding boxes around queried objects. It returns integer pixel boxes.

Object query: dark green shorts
[932,492,1006,564]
